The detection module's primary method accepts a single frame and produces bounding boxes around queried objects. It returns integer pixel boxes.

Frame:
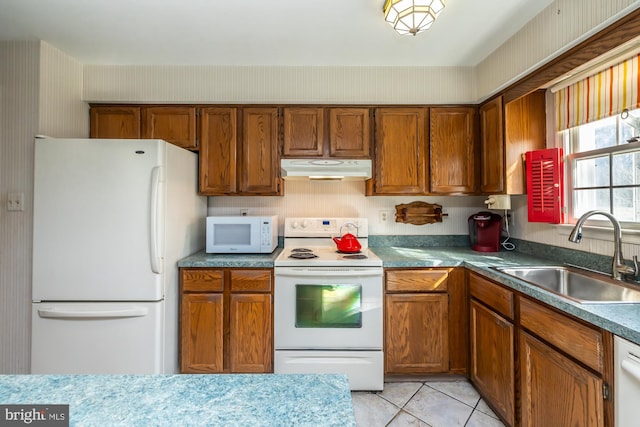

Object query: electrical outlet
[7,192,24,211]
[240,208,249,216]
[379,210,389,223]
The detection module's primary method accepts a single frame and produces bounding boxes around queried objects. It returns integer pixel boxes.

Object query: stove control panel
[284,217,368,238]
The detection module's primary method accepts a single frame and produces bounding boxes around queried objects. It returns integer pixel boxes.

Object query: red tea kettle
[332,233,362,253]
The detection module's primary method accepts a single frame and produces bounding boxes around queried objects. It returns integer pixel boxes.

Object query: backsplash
[207,180,488,236]
[208,182,640,263]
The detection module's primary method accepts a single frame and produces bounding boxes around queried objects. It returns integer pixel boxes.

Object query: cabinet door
[479,96,504,193]
[373,108,427,194]
[229,293,273,373]
[180,293,224,373]
[199,107,237,195]
[240,108,280,195]
[329,108,370,157]
[90,106,141,139]
[429,107,477,194]
[385,293,448,373]
[520,331,604,427]
[283,107,324,156]
[470,300,515,426]
[142,106,197,150]
[504,90,546,194]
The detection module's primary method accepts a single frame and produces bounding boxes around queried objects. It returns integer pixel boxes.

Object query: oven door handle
[275,268,383,277]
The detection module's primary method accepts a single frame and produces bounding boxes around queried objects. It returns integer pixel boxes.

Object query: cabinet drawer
[230,270,272,292]
[469,273,514,319]
[519,297,604,372]
[386,269,449,292]
[182,269,224,292]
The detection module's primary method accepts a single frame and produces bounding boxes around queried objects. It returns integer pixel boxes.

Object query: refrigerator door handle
[37,306,149,319]
[150,166,163,274]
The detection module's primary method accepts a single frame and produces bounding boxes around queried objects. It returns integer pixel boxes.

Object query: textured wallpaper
[475,0,640,99]
[83,65,475,104]
[0,41,86,374]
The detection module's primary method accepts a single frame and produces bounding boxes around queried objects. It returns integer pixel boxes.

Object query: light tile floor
[351,380,506,427]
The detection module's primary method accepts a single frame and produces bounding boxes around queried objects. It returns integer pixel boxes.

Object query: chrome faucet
[568,210,638,281]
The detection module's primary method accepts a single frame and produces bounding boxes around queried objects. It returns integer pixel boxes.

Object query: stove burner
[288,252,318,259]
[342,254,368,260]
[291,248,313,253]
[336,250,362,254]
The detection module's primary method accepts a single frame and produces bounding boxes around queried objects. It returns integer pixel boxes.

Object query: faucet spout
[568,210,638,280]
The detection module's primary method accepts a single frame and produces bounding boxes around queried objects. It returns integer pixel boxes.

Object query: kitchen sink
[491,265,640,304]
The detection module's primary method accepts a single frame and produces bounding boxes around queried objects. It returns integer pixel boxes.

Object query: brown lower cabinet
[180,268,273,373]
[470,300,515,425]
[469,272,612,427]
[384,268,467,375]
[520,331,604,427]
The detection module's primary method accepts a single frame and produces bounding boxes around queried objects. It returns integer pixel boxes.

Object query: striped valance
[555,53,640,131]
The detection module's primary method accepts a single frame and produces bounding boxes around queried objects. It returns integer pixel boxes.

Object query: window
[564,108,640,225]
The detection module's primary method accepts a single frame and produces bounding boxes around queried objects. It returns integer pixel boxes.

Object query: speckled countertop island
[0,374,355,427]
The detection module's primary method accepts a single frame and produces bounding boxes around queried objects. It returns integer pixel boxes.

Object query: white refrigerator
[31,138,206,374]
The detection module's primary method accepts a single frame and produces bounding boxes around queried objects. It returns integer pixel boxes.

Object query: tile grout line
[379,382,427,426]
[357,381,503,427]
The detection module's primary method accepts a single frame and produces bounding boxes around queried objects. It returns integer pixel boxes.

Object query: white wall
[82,0,640,105]
[0,41,86,374]
[83,65,475,105]
[475,0,640,100]
[0,41,40,374]
[207,181,486,236]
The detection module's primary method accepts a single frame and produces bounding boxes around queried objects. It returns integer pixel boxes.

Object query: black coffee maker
[468,211,502,252]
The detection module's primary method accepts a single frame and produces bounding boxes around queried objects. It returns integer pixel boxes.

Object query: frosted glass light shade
[383,0,445,36]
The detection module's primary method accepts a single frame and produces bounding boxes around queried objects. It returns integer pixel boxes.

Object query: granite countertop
[178,248,283,268]
[0,373,355,427]
[371,246,640,346]
[176,246,640,346]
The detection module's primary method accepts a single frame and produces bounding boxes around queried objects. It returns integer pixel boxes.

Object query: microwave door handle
[149,166,163,274]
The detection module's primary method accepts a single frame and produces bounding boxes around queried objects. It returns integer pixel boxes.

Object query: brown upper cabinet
[142,106,197,150]
[328,108,370,157]
[283,107,325,156]
[371,108,428,195]
[200,107,281,196]
[429,107,478,194]
[479,96,504,194]
[90,105,197,150]
[369,106,478,196]
[90,106,141,139]
[282,107,370,158]
[199,107,238,195]
[479,90,546,194]
[504,91,546,194]
[239,107,281,195]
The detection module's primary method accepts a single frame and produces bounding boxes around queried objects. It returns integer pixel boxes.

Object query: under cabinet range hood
[281,159,372,181]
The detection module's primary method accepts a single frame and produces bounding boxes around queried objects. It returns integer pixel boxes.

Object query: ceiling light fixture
[383,0,445,36]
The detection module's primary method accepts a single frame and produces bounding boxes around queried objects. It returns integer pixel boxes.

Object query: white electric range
[273,218,383,391]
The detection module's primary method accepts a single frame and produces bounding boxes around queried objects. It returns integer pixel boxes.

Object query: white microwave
[206,216,278,254]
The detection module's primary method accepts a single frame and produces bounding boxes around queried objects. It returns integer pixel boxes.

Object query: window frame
[564,113,640,229]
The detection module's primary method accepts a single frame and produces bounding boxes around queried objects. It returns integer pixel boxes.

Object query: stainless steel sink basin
[492,265,640,304]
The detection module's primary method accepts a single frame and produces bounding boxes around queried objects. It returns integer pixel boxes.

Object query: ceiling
[0,0,554,67]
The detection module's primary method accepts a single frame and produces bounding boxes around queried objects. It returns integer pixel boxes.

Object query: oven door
[274,267,383,350]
